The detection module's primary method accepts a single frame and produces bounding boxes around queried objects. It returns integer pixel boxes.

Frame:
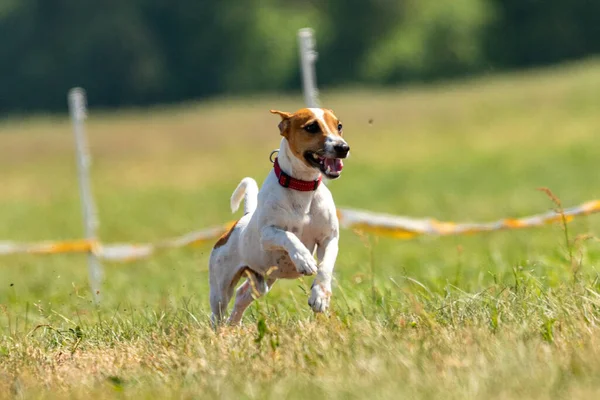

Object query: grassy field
[2,58,600,399]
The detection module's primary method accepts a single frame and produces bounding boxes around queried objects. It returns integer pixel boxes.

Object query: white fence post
[298,28,320,107]
[68,88,102,303]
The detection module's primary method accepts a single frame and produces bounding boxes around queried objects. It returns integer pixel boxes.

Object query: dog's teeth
[325,165,331,174]
[312,153,319,160]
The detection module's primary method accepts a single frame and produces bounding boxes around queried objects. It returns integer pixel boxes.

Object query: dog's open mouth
[304,152,344,179]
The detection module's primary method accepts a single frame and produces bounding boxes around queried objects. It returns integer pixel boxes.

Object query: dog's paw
[309,282,331,313]
[291,250,318,276]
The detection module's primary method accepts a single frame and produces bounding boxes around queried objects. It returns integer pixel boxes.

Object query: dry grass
[4,283,600,399]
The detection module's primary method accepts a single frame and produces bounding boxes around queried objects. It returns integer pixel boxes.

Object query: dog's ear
[270,109,292,137]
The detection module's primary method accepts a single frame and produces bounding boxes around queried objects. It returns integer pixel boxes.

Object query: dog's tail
[230,177,259,215]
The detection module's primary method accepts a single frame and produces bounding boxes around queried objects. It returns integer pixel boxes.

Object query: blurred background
[1,0,600,310]
[2,0,600,379]
[1,0,598,113]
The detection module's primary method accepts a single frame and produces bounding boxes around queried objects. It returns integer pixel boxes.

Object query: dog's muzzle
[333,142,350,159]
[305,139,350,179]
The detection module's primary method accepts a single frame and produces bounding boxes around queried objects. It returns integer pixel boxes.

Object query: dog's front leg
[309,236,338,313]
[260,226,318,275]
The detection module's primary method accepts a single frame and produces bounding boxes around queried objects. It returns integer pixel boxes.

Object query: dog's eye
[338,123,343,132]
[304,122,320,134]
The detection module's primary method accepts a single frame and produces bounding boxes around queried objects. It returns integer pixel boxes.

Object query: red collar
[273,157,322,191]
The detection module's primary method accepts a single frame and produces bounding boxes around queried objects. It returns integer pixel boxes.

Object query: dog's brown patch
[213,220,238,249]
[322,109,343,137]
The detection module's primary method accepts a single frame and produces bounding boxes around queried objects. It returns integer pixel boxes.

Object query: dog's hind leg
[209,261,248,325]
[228,272,275,326]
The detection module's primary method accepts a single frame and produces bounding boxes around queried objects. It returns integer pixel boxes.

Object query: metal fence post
[68,88,102,303]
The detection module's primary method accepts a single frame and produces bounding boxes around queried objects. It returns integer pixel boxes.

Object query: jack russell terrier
[209,107,350,325]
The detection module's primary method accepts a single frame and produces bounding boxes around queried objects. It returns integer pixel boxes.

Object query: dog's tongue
[324,158,344,173]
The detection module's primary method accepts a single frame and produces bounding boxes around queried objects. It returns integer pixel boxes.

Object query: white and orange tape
[2,200,599,262]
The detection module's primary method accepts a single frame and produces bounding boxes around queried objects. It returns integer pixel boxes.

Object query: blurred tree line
[0,0,598,112]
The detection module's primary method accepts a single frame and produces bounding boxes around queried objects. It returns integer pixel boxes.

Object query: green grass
[2,58,600,399]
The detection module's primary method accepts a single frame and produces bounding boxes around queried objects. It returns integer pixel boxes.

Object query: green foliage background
[1,0,598,112]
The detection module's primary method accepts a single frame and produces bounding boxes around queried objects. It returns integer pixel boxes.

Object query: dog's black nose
[334,143,350,158]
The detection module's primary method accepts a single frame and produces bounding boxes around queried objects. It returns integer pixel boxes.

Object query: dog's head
[270,108,350,179]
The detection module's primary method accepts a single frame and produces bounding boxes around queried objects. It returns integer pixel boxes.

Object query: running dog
[209,107,350,325]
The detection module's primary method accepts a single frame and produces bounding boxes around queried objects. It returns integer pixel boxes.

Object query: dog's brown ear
[270,109,292,137]
[270,109,292,118]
